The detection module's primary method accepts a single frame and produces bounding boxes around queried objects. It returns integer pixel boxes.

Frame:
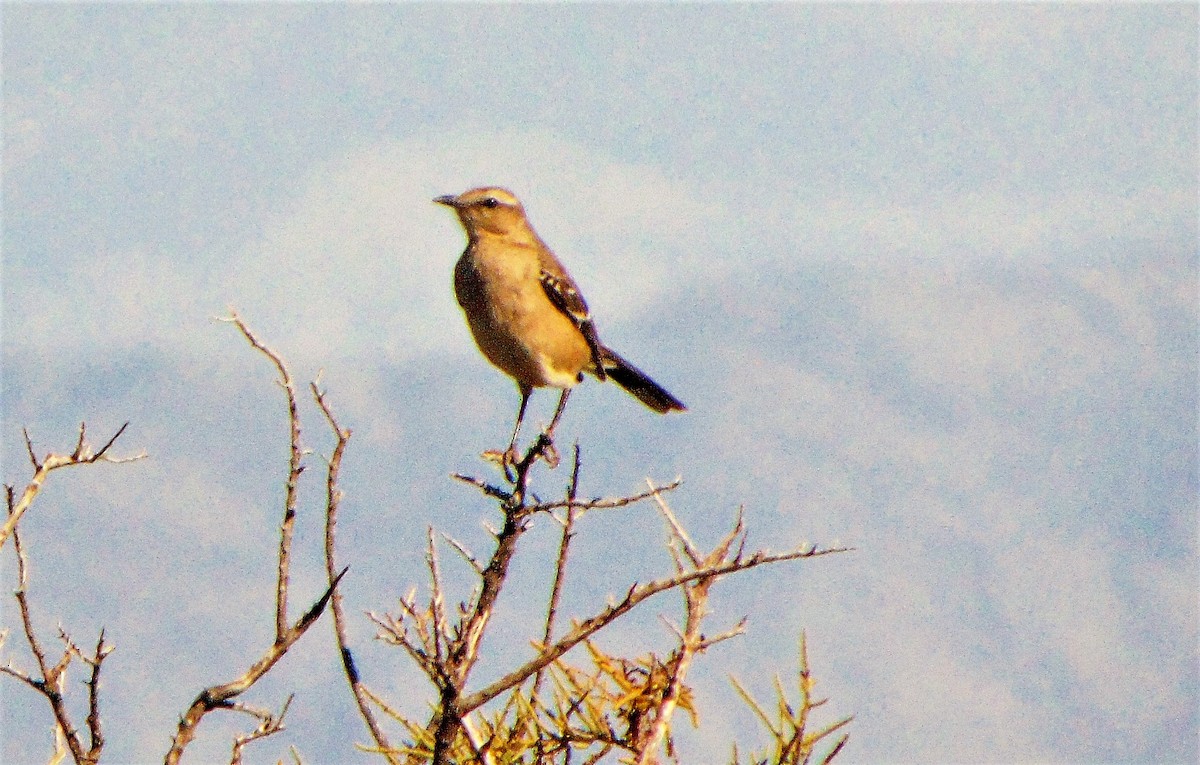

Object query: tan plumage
[435,186,685,461]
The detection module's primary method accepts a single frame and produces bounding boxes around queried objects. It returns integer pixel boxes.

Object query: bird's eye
[480,197,500,208]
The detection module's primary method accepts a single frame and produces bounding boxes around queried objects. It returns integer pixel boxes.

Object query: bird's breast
[454,247,591,388]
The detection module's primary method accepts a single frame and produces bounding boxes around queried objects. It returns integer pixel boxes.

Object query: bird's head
[434,187,530,239]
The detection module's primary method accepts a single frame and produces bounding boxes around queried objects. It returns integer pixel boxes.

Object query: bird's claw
[484,439,557,481]
[503,446,521,481]
[482,447,523,482]
[538,436,560,469]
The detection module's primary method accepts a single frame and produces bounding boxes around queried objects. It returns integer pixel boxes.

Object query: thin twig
[1,422,144,550]
[458,540,850,715]
[450,473,512,503]
[165,317,342,765]
[426,527,450,669]
[23,427,39,470]
[164,570,345,765]
[220,310,304,641]
[441,532,483,576]
[648,479,701,567]
[82,629,111,760]
[91,421,130,462]
[533,444,582,697]
[636,488,722,763]
[6,523,95,764]
[451,473,682,523]
[313,381,398,764]
[228,696,292,765]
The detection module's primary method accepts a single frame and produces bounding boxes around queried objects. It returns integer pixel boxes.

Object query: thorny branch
[3,304,852,763]
[456,523,847,718]
[450,472,683,515]
[164,559,346,764]
[1,420,137,765]
[228,696,294,765]
[633,485,746,763]
[219,310,306,642]
[374,432,570,764]
[1,517,113,765]
[163,313,345,765]
[532,444,582,697]
[375,431,851,764]
[1,421,145,550]
[729,632,854,764]
[314,381,401,764]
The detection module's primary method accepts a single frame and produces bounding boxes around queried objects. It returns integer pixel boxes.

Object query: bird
[435,186,685,466]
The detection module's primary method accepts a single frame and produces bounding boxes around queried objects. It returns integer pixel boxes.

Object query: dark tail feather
[600,347,686,414]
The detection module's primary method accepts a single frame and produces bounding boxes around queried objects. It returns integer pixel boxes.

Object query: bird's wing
[539,264,607,381]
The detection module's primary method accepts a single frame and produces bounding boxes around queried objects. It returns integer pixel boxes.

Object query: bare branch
[459,538,849,715]
[374,400,849,761]
[635,490,747,764]
[699,618,748,652]
[0,662,39,692]
[450,473,513,503]
[165,571,343,765]
[819,733,850,765]
[69,422,87,460]
[220,310,305,641]
[451,474,683,517]
[529,478,683,515]
[441,532,483,576]
[228,696,292,765]
[371,609,437,680]
[90,421,130,461]
[1,423,144,550]
[83,630,111,761]
[423,438,578,764]
[5,524,95,764]
[426,527,450,664]
[23,427,39,470]
[649,479,701,568]
[312,380,398,763]
[534,445,582,697]
[165,316,344,765]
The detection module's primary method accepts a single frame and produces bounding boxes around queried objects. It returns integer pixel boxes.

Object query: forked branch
[458,514,848,716]
[219,311,306,641]
[379,444,851,764]
[164,313,345,764]
[1,421,145,550]
[314,381,401,764]
[1,520,113,765]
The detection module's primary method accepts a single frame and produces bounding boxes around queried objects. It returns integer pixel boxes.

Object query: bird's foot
[483,445,524,482]
[503,445,522,481]
[536,434,560,469]
[484,439,557,481]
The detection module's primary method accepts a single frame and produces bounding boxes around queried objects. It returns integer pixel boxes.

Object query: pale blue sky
[2,5,1196,764]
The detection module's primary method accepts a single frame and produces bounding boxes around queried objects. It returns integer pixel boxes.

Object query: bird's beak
[433,194,460,208]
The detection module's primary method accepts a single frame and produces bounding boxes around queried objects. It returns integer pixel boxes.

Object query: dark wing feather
[539,268,607,381]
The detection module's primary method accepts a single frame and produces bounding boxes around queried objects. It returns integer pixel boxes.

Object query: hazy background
[2,5,1196,763]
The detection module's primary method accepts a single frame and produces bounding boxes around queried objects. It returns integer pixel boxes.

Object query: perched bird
[435,186,685,464]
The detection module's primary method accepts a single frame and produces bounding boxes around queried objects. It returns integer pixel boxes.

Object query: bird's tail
[599,347,687,414]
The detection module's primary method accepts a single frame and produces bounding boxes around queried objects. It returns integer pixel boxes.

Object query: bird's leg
[506,385,532,465]
[483,385,530,480]
[537,388,572,469]
[547,388,571,436]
